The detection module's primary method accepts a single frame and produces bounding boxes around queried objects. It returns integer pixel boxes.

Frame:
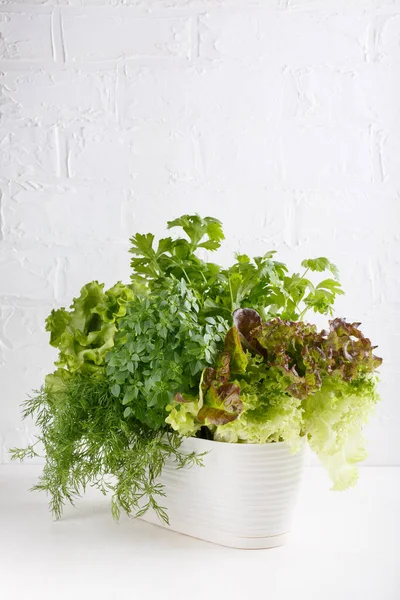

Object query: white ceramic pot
[139,437,307,549]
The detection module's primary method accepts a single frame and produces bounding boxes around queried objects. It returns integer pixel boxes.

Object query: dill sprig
[10,375,203,523]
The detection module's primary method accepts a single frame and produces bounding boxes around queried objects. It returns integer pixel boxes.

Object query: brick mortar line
[51,7,66,64]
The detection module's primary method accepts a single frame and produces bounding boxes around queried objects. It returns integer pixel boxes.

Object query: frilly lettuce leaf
[165,393,202,437]
[45,281,134,383]
[165,305,382,492]
[199,367,215,407]
[214,357,303,447]
[302,374,380,490]
[233,308,382,400]
[44,368,71,394]
[165,332,245,432]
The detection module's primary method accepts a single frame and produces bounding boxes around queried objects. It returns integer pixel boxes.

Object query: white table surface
[0,465,399,600]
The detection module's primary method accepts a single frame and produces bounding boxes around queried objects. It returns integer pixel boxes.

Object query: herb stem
[228,276,235,315]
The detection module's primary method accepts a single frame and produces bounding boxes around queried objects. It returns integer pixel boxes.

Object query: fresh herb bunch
[12,376,202,522]
[106,278,227,430]
[130,215,344,321]
[167,309,382,489]
[11,214,382,522]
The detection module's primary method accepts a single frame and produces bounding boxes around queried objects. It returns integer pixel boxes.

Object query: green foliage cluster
[129,215,344,322]
[44,281,134,390]
[12,376,202,522]
[106,278,227,430]
[167,309,382,490]
[11,214,382,521]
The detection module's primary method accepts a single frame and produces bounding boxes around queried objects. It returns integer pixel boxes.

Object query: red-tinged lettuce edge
[233,308,382,399]
[197,382,242,425]
[174,341,244,425]
[172,308,382,425]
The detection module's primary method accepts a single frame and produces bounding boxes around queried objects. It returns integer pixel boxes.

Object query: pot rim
[177,435,307,451]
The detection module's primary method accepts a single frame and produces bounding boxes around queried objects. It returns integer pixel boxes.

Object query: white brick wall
[1,1,399,465]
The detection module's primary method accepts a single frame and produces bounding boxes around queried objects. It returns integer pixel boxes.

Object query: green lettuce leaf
[45,281,134,381]
[165,393,202,436]
[302,374,380,489]
[214,357,303,447]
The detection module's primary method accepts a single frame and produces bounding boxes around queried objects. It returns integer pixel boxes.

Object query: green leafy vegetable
[168,309,382,489]
[11,214,382,521]
[214,357,304,448]
[45,281,134,385]
[302,374,380,489]
[233,308,382,399]
[10,375,203,522]
[301,257,339,278]
[105,278,227,430]
[129,214,344,322]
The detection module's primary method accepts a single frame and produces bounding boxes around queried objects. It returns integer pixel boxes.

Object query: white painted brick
[196,119,281,187]
[62,9,191,61]
[0,11,53,61]
[0,303,56,456]
[2,182,127,245]
[200,11,369,67]
[380,126,400,185]
[284,67,373,127]
[355,65,400,129]
[375,13,400,61]
[0,125,58,180]
[0,303,52,353]
[0,69,117,127]
[295,190,400,250]
[66,125,134,182]
[81,0,281,7]
[131,121,201,190]
[277,125,372,187]
[121,62,288,127]
[121,65,286,189]
[287,0,400,9]
[0,245,58,300]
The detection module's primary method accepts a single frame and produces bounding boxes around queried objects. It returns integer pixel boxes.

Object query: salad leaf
[214,357,304,448]
[302,373,380,489]
[169,307,382,490]
[12,213,383,525]
[45,281,134,385]
[224,326,248,374]
[198,382,242,425]
[233,308,382,400]
[165,394,203,437]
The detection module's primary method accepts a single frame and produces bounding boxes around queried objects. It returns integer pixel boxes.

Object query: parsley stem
[181,266,191,284]
[199,269,208,285]
[292,268,310,319]
[228,276,234,315]
[298,307,309,321]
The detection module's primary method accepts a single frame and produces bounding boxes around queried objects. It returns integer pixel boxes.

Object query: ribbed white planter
[139,437,307,549]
